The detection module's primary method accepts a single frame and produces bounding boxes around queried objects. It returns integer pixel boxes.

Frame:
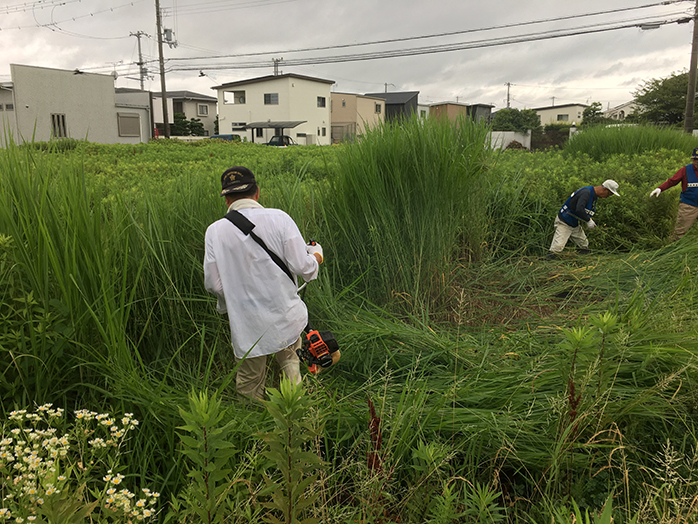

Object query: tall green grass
[325,115,494,315]
[564,124,698,161]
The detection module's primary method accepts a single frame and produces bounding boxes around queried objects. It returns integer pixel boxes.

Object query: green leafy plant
[170,390,239,524]
[462,481,505,524]
[259,378,324,524]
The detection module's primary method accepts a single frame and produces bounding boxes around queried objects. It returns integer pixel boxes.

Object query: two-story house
[212,73,334,145]
[604,101,638,121]
[330,92,384,143]
[152,90,218,136]
[364,91,419,122]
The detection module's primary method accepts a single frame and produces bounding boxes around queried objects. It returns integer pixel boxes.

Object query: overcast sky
[1,0,695,111]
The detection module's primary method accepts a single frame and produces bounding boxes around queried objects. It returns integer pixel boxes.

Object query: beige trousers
[234,337,302,401]
[549,216,589,253]
[670,202,698,242]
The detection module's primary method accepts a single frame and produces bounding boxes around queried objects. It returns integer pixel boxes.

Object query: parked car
[209,134,241,142]
[266,135,297,147]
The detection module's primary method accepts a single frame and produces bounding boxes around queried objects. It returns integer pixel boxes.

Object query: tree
[188,118,206,136]
[581,102,607,127]
[633,71,693,126]
[491,108,541,133]
[171,112,189,136]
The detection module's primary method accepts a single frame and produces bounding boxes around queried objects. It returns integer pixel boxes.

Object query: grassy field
[1,121,698,523]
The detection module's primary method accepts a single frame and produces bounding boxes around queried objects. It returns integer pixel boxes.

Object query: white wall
[11,64,119,143]
[490,130,531,150]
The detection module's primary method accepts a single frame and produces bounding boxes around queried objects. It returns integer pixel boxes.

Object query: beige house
[330,92,384,143]
[533,103,587,125]
[152,90,217,136]
[1,64,151,147]
[212,73,334,145]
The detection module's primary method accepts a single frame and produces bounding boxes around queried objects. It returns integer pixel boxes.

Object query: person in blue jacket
[547,179,620,260]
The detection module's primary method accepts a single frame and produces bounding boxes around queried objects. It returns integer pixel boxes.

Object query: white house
[533,103,588,125]
[604,101,638,121]
[212,73,334,145]
[0,64,151,147]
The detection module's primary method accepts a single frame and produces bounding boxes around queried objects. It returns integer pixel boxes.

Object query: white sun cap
[602,179,620,197]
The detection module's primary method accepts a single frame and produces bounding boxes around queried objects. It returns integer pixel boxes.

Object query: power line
[168,15,689,73]
[162,0,300,17]
[0,0,147,33]
[164,0,690,62]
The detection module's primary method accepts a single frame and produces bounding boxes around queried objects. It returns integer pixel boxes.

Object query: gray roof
[532,103,588,111]
[245,121,306,129]
[152,90,217,102]
[364,91,419,105]
[212,73,334,90]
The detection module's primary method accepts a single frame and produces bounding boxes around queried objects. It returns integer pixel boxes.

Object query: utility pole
[130,31,149,91]
[154,0,170,138]
[550,96,556,106]
[272,58,283,76]
[684,0,698,133]
[505,82,511,108]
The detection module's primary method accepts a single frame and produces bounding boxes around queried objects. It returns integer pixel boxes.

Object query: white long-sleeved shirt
[203,199,319,359]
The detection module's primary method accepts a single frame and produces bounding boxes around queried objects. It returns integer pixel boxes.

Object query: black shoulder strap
[225,209,295,282]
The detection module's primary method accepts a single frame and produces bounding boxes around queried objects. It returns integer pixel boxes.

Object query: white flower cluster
[0,405,156,523]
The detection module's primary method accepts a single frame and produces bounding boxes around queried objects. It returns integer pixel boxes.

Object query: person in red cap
[203,166,324,401]
[547,180,620,260]
[649,148,698,242]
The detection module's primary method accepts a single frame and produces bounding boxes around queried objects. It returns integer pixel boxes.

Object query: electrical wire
[167,15,689,72]
[164,0,691,61]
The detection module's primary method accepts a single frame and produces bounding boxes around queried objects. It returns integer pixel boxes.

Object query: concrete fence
[490,130,531,150]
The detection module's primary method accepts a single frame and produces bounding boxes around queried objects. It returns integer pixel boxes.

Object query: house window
[117,113,141,137]
[375,103,381,114]
[321,127,326,137]
[5,103,13,111]
[197,104,208,116]
[342,99,346,107]
[224,90,246,104]
[317,96,326,108]
[51,113,67,138]
[264,93,279,105]
[0,104,3,111]
[420,110,427,118]
[556,114,569,121]
[255,128,263,138]
[173,101,183,114]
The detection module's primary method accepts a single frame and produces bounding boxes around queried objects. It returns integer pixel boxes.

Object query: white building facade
[1,64,151,147]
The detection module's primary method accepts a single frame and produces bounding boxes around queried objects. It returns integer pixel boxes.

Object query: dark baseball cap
[220,166,256,196]
[691,148,698,159]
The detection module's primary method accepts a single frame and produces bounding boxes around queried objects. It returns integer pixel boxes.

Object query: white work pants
[549,216,589,253]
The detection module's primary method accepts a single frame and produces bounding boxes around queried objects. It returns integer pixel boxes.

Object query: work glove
[586,219,596,230]
[306,241,324,264]
[649,188,661,198]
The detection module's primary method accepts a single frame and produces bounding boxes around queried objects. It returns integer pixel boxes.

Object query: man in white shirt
[204,166,324,400]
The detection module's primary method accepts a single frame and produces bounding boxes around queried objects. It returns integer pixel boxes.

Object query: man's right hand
[586,219,596,230]
[306,242,324,264]
[649,188,661,198]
